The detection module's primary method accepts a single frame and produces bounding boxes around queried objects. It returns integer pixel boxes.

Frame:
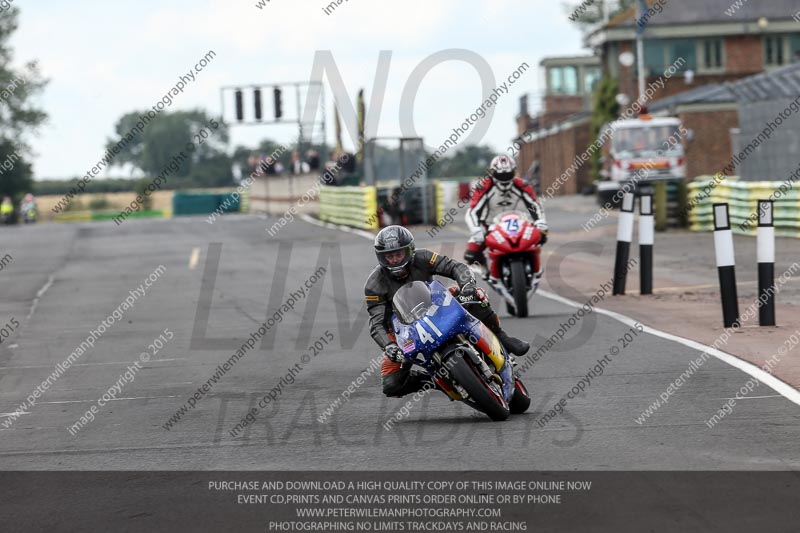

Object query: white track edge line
[538,289,800,406]
[26,274,55,320]
[308,215,800,406]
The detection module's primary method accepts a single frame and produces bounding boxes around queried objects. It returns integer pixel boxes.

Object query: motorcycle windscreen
[491,210,533,226]
[392,281,433,325]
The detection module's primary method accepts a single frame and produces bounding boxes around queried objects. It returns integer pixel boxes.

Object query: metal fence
[363,137,431,224]
[738,98,800,181]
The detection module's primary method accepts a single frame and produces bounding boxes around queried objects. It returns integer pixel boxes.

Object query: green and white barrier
[687,176,800,237]
[53,210,169,223]
[319,186,379,230]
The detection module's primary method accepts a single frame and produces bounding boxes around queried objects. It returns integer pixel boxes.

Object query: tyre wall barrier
[319,178,479,231]
[319,186,379,230]
[687,177,800,237]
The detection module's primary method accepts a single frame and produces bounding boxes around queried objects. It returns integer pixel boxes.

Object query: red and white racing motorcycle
[479,211,543,318]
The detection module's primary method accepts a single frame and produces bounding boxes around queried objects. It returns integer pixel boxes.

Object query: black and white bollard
[613,192,635,295]
[713,203,740,328]
[757,199,776,326]
[639,194,654,295]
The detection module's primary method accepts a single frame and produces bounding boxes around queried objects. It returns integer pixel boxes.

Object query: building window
[549,66,579,95]
[791,35,800,63]
[670,39,697,72]
[700,38,724,71]
[644,41,666,74]
[583,67,601,94]
[642,39,696,76]
[765,35,786,66]
[607,42,620,77]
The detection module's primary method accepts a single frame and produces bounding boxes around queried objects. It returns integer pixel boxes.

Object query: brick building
[515,0,800,196]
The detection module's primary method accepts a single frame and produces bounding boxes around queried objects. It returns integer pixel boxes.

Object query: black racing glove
[459,281,478,303]
[383,343,404,363]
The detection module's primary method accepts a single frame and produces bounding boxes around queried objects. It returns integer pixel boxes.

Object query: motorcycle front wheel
[510,259,529,318]
[446,355,510,421]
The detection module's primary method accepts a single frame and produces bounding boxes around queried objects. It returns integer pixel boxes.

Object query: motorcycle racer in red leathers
[464,155,548,273]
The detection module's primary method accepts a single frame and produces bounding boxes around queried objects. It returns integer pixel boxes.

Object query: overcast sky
[12,0,586,180]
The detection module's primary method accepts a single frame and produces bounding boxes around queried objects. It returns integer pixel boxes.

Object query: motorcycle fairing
[392,281,475,365]
[391,280,515,401]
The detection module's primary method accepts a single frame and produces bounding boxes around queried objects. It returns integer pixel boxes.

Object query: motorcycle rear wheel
[509,378,531,414]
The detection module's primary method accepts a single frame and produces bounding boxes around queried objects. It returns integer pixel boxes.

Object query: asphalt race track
[1,208,798,471]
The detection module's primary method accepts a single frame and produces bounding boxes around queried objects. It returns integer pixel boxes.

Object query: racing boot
[471,301,530,357]
[495,329,530,357]
[479,310,530,357]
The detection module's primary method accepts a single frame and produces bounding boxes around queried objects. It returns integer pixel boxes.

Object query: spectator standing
[290,151,311,174]
[1,196,13,224]
[306,150,321,171]
[20,193,37,224]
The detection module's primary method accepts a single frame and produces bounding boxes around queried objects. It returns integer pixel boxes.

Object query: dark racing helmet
[374,225,415,279]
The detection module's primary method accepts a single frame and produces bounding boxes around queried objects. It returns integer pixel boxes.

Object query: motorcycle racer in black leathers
[364,225,530,398]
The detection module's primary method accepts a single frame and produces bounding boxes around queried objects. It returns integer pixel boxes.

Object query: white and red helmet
[488,155,516,190]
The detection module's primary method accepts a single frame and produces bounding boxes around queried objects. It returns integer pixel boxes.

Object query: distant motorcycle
[391,280,531,421]
[482,211,543,318]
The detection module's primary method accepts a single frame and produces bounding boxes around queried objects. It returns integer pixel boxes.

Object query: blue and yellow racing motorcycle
[391,280,531,421]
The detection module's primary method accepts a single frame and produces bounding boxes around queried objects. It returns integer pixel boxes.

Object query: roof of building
[727,62,800,102]
[540,55,601,67]
[647,83,736,113]
[648,62,800,112]
[609,0,800,28]
[517,60,800,144]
